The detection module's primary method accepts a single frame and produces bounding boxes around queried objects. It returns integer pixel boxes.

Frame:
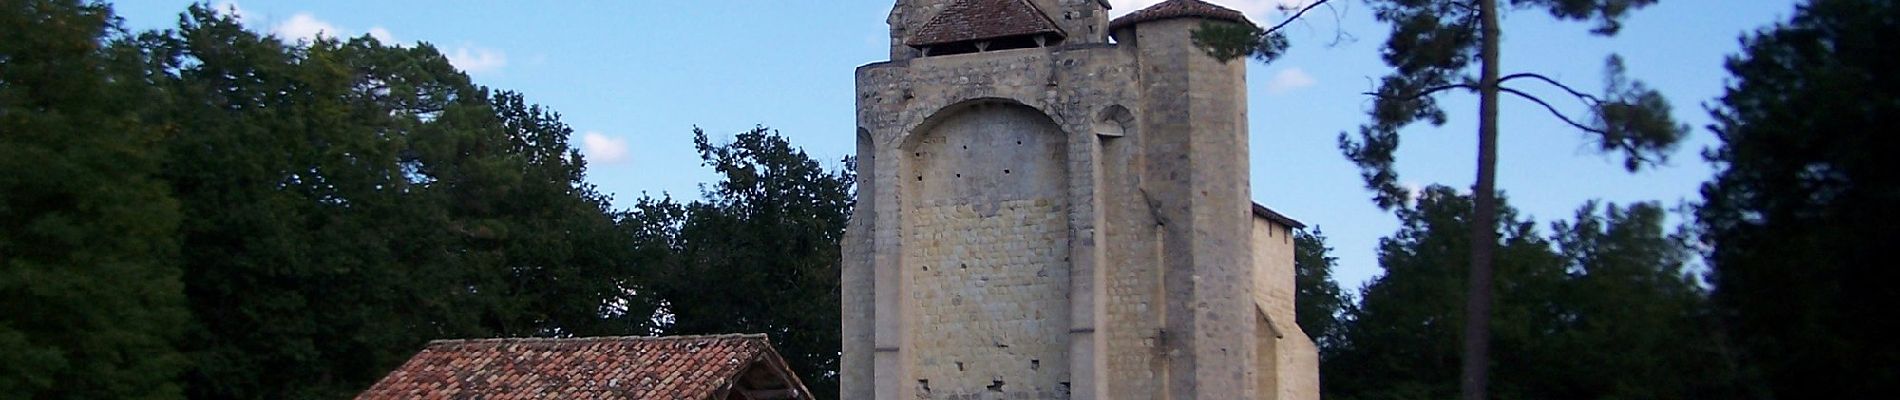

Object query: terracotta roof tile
[907,0,1065,47]
[1108,0,1253,31]
[356,334,796,400]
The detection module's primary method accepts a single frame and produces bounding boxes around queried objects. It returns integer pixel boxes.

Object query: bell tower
[844,1,1320,399]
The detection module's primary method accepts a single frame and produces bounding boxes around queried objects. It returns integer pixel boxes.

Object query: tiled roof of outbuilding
[356,334,806,400]
[1108,0,1254,30]
[907,0,1065,47]
[1254,202,1306,229]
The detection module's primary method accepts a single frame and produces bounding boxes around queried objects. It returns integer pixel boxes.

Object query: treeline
[1294,0,1899,399]
[6,0,1896,399]
[1298,190,1741,399]
[2,1,849,399]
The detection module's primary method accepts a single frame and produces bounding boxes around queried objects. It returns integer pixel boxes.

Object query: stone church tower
[842,0,1319,399]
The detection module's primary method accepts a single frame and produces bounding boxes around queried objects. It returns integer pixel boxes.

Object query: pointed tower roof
[1108,0,1254,31]
[906,0,1066,47]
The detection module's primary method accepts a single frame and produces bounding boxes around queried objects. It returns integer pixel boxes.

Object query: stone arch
[899,99,1073,398]
[897,96,1055,149]
[856,128,876,182]
[901,99,1068,202]
[1094,104,1135,137]
[855,127,876,223]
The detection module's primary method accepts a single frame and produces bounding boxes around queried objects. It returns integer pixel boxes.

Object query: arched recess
[1092,103,1166,396]
[855,127,876,222]
[899,99,1073,398]
[1093,104,1135,138]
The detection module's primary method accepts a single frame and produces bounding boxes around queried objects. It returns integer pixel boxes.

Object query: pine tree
[1197,1,1686,397]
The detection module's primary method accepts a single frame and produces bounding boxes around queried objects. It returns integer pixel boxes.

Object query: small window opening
[917,34,1064,57]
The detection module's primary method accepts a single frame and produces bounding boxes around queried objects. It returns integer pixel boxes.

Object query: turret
[1109,1,1261,398]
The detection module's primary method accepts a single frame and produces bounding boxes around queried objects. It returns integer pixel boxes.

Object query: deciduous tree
[146,6,641,398]
[1293,228,1349,356]
[0,1,188,397]
[626,126,854,400]
[1328,188,1736,399]
[1324,187,1564,400]
[1698,0,1900,396]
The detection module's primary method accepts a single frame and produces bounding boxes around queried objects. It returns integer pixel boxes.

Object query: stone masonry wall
[852,43,1141,399]
[1252,215,1317,400]
[902,103,1073,398]
[847,3,1320,398]
[1099,114,1165,399]
[1253,216,1295,329]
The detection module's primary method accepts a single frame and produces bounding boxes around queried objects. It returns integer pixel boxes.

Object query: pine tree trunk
[1462,0,1502,399]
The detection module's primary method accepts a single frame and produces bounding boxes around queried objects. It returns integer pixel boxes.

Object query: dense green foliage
[3,2,855,398]
[7,1,1893,399]
[1323,187,1737,400]
[1343,1,1683,397]
[4,2,660,398]
[623,127,854,400]
[1698,0,1900,397]
[1324,187,1562,400]
[1292,229,1348,355]
[1,1,188,398]
[1198,1,1686,398]
[146,7,642,398]
[1341,0,1682,205]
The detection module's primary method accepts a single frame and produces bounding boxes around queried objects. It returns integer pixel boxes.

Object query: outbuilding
[356,334,812,400]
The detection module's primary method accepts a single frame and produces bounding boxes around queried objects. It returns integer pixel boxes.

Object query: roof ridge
[1252,202,1305,229]
[425,333,770,346]
[364,333,804,399]
[907,0,1066,47]
[1108,0,1253,31]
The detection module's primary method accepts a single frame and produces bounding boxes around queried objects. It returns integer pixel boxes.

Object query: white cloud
[273,12,339,41]
[367,26,395,43]
[220,5,505,74]
[218,3,397,45]
[581,131,631,165]
[446,45,508,74]
[1265,67,1317,93]
[1401,181,1423,207]
[213,1,248,21]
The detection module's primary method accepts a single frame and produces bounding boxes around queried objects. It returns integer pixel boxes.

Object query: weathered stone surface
[845,1,1317,399]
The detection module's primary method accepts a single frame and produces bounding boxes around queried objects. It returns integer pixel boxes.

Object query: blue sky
[112,0,1802,290]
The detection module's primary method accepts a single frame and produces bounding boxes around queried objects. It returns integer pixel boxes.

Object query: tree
[3,2,648,397]
[1341,1,1690,397]
[0,1,188,398]
[144,6,642,397]
[1293,228,1349,356]
[1199,1,1687,397]
[1698,0,1900,397]
[626,126,855,399]
[1324,187,1566,400]
[1545,202,1742,399]
[1327,188,1736,400]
